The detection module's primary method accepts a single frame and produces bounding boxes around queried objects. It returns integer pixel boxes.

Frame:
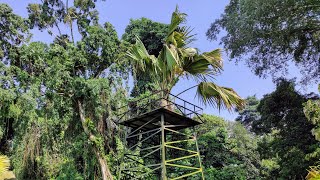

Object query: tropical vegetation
[0,0,319,180]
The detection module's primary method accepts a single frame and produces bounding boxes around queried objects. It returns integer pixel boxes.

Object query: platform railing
[116,90,203,123]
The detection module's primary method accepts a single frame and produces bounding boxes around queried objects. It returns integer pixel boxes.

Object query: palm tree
[126,8,245,110]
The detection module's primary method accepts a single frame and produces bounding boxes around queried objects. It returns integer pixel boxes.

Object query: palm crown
[126,8,245,110]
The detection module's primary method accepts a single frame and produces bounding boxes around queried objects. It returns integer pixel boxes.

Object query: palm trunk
[77,100,113,180]
[160,97,174,111]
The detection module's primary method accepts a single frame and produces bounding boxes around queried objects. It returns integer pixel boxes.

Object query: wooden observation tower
[117,90,205,180]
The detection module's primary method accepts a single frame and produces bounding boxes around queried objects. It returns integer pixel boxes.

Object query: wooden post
[161,114,167,180]
[194,130,205,180]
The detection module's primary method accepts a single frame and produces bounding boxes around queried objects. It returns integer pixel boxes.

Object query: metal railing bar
[116,91,204,124]
[164,124,188,128]
[168,93,203,110]
[142,148,160,159]
[164,128,194,138]
[117,90,163,110]
[117,97,162,116]
[140,145,161,152]
[173,103,185,115]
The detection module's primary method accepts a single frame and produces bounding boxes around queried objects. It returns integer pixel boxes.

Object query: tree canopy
[0,1,319,179]
[236,79,320,179]
[122,18,169,97]
[207,0,320,84]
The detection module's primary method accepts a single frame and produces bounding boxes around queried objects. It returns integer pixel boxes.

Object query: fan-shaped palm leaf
[167,8,187,37]
[197,82,245,110]
[306,165,320,180]
[0,155,10,175]
[126,36,159,73]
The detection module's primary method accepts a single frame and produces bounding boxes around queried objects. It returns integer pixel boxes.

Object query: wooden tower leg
[194,130,205,180]
[161,113,167,180]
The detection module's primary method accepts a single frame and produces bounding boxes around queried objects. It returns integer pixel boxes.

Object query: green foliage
[251,79,319,179]
[122,18,169,97]
[207,0,320,83]
[122,18,169,57]
[0,3,30,61]
[304,85,320,141]
[236,95,260,129]
[260,158,280,178]
[1,1,318,180]
[204,166,246,180]
[1,1,128,179]
[195,114,261,179]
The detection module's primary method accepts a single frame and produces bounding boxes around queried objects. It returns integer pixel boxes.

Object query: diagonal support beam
[165,138,195,145]
[164,127,194,138]
[165,163,200,170]
[165,144,198,154]
[129,129,161,150]
[127,128,159,139]
[165,153,199,163]
[128,115,160,137]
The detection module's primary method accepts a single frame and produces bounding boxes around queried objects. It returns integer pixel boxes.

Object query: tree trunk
[93,146,113,180]
[77,100,113,180]
[160,98,174,111]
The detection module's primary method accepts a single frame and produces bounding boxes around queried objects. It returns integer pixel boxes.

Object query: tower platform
[119,107,202,131]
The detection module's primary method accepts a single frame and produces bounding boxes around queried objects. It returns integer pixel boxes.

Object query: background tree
[122,18,169,97]
[207,0,320,84]
[1,1,128,179]
[252,79,319,179]
[236,95,260,130]
[0,4,30,62]
[304,85,320,141]
[0,2,30,160]
[195,114,261,179]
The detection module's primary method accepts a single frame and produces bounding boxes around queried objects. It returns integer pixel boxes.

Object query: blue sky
[3,0,318,120]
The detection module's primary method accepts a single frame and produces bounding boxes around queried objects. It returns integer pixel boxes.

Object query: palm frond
[196,82,245,111]
[167,7,187,37]
[179,26,196,45]
[306,165,320,180]
[126,36,158,73]
[199,48,223,72]
[183,58,210,74]
[0,155,10,175]
[166,7,197,48]
[164,44,180,70]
